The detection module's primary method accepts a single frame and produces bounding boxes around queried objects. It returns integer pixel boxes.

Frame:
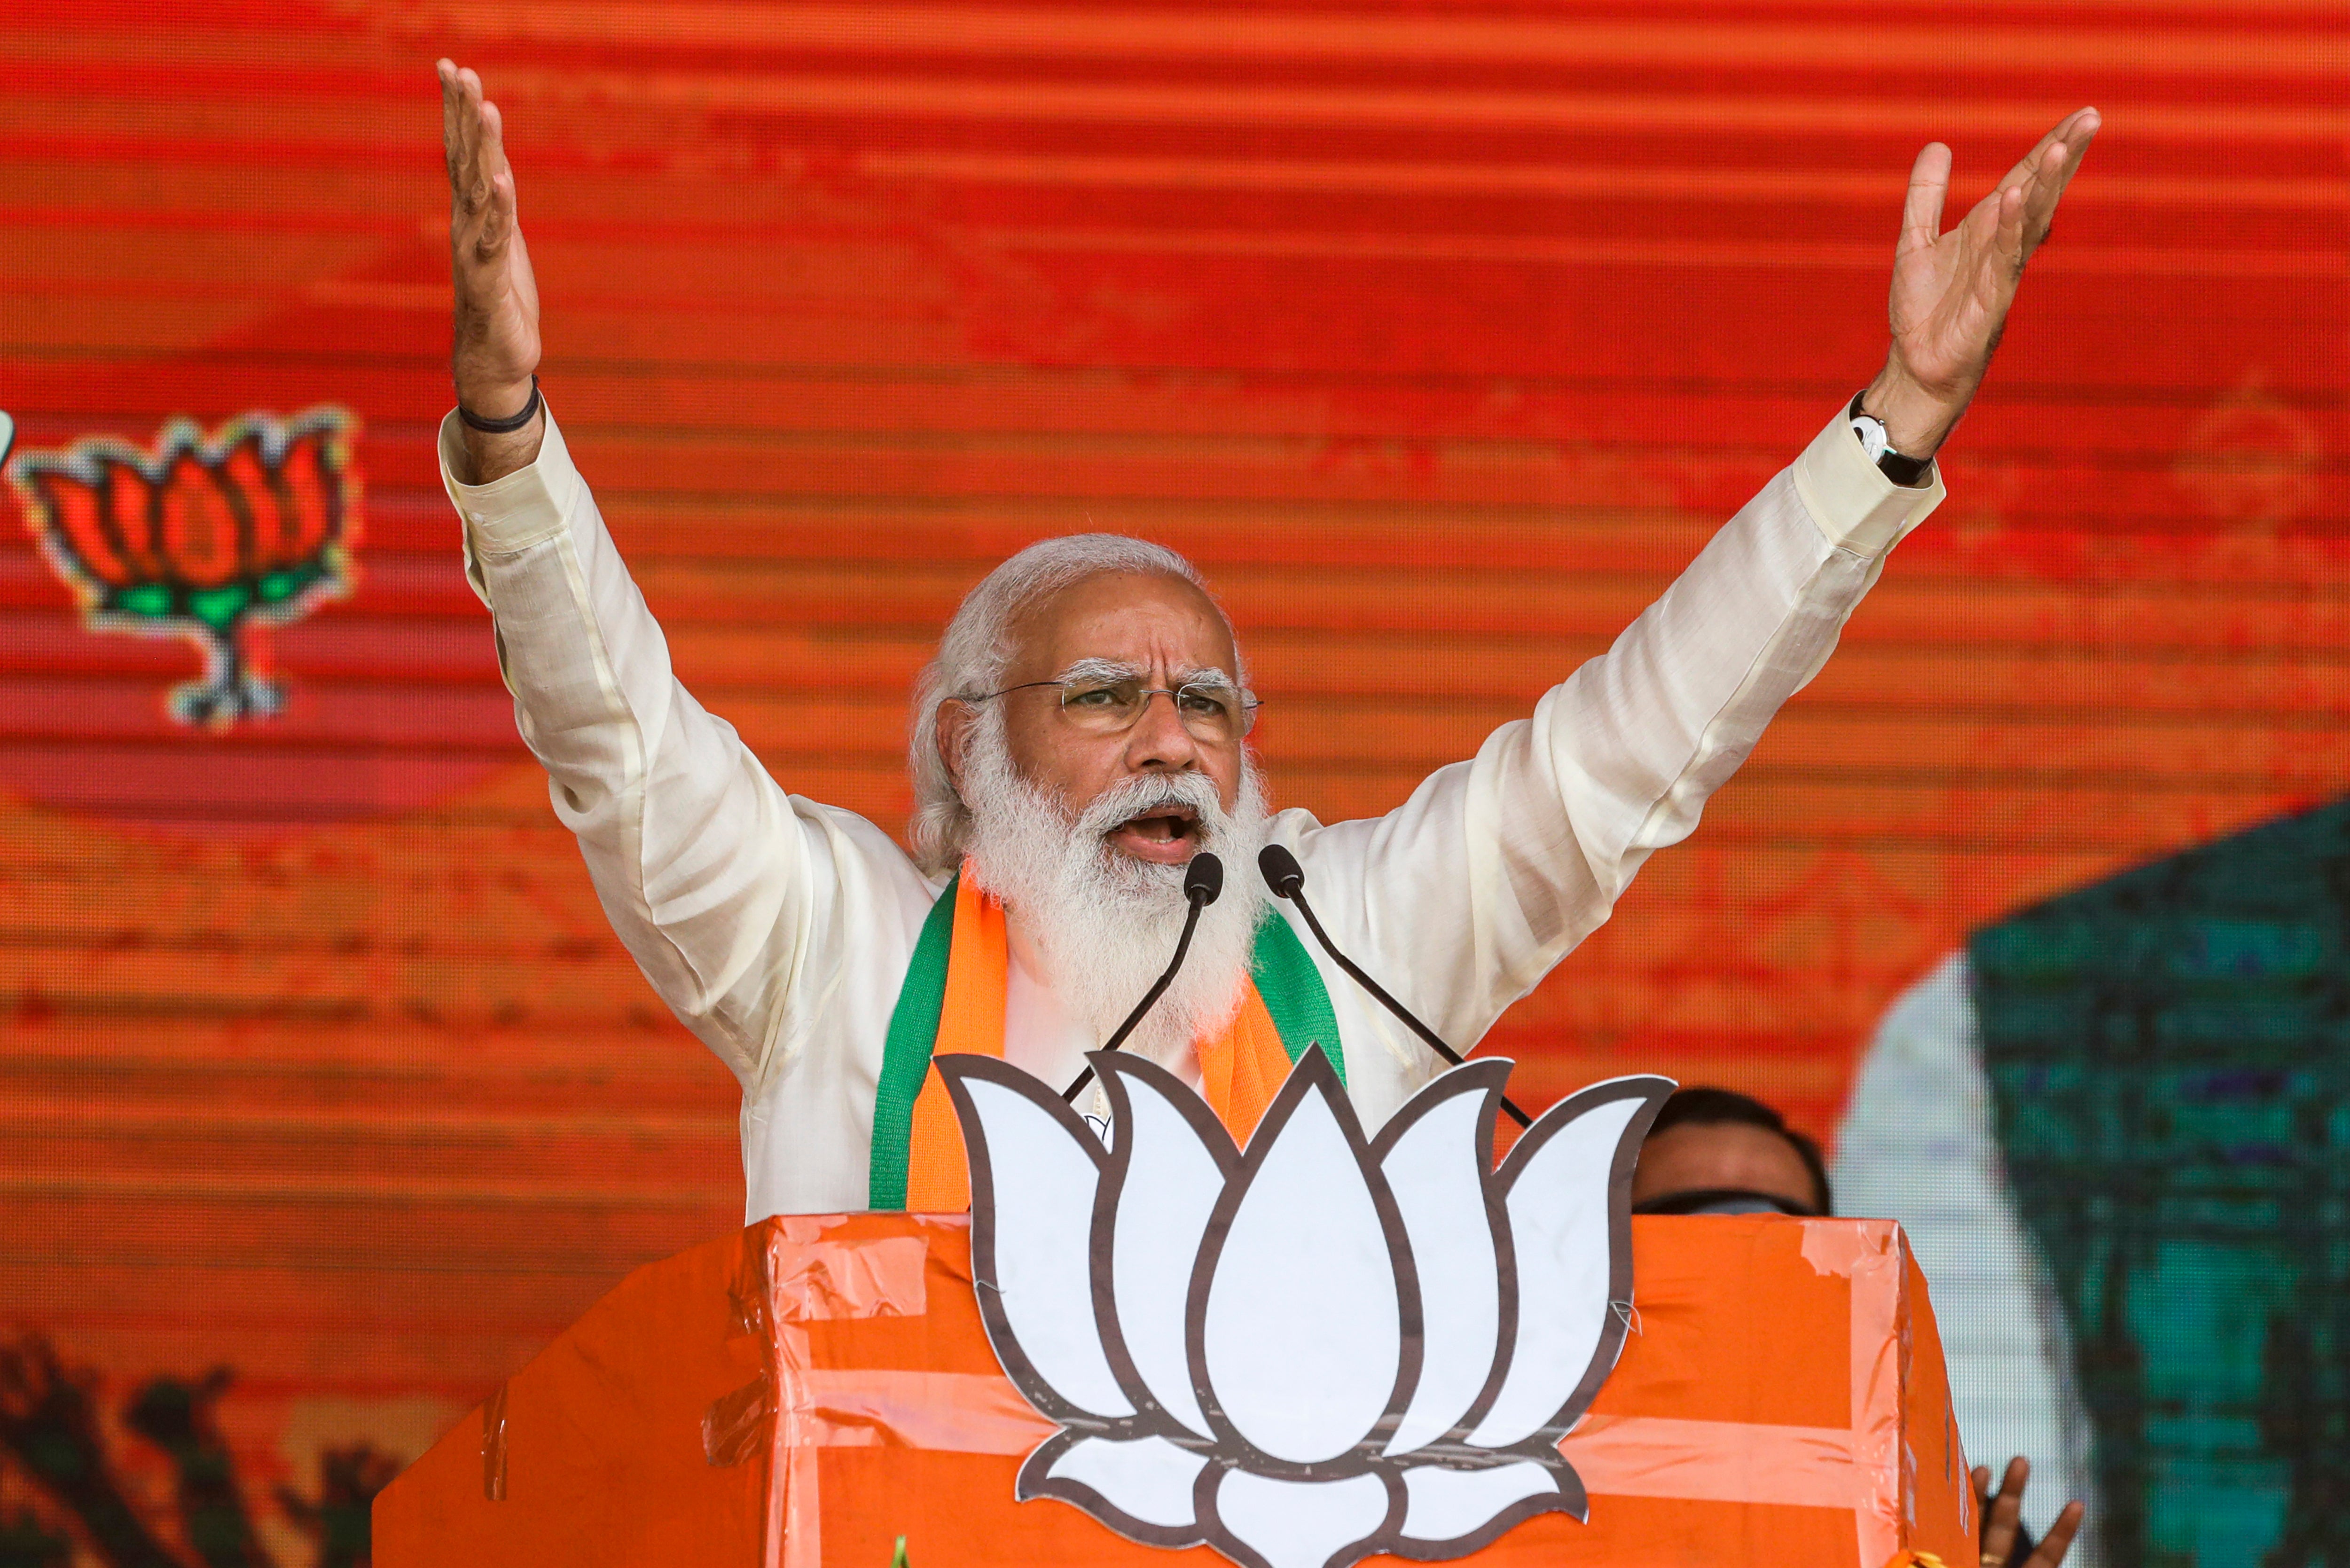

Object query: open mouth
[1106,801,1202,863]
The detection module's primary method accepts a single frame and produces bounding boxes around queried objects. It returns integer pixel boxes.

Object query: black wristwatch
[1848,392,1933,487]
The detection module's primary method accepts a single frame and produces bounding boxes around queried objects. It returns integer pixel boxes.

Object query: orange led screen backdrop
[1,3,2343,1566]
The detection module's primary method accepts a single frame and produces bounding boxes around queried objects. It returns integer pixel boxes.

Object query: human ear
[936,698,974,792]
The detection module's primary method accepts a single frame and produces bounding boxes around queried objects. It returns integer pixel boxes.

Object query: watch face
[1851,415,1890,463]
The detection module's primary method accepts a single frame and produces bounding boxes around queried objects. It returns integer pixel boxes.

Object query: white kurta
[439,405,1944,1221]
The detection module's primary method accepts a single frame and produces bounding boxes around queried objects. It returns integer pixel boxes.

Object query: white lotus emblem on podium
[937,1049,1671,1568]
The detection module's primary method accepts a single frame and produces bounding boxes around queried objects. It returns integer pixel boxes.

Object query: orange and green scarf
[869,868,1344,1211]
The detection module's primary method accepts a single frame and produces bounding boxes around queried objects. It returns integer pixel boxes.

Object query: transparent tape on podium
[380,1211,1976,1568]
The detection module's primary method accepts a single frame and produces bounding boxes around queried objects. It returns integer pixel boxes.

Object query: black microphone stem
[1279,880,1533,1130]
[1062,871,1216,1104]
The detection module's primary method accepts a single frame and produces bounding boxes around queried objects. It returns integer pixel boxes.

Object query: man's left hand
[1867,107,2100,460]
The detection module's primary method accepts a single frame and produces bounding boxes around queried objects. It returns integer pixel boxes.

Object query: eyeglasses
[971,673,1261,741]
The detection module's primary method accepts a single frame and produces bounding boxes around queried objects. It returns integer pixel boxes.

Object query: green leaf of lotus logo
[6,407,360,729]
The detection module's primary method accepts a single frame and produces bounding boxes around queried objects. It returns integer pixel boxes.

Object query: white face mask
[957,705,1272,1069]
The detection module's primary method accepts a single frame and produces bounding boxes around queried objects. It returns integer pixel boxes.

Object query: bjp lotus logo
[7,407,359,728]
[938,1049,1671,1568]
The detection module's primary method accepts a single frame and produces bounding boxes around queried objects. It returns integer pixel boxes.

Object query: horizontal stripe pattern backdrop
[1,0,2344,1544]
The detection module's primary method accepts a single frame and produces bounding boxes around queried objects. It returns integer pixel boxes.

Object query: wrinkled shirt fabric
[438,406,1943,1220]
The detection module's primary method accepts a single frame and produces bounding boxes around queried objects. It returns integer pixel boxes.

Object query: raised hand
[438,60,544,478]
[1976,1456,2086,1568]
[1866,108,2099,461]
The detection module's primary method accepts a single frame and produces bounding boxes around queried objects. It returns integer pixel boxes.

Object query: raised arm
[1293,111,2099,1056]
[433,64,928,1092]
[438,61,544,482]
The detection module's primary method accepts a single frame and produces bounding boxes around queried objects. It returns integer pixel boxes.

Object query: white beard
[959,713,1271,1071]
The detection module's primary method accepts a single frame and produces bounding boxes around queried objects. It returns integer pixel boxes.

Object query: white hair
[957,708,1272,1068]
[907,533,1239,874]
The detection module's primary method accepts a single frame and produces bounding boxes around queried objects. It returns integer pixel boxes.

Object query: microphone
[1257,844,1531,1129]
[1062,851,1223,1102]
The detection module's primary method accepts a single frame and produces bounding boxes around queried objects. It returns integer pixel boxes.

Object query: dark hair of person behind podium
[1629,1086,1833,1218]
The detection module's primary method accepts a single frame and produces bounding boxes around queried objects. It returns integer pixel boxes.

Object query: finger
[448,69,481,212]
[438,59,466,184]
[1994,181,2030,278]
[1902,141,1952,255]
[459,67,486,165]
[480,97,513,192]
[456,71,492,221]
[1993,108,2093,222]
[2013,141,2069,259]
[2014,139,2065,227]
[2047,106,2100,160]
[2022,110,2100,259]
[2044,106,2100,179]
[1982,1456,2028,1560]
[477,99,517,255]
[1972,1465,1993,1500]
[1993,110,2082,198]
[1949,185,2019,334]
[2027,1499,2086,1568]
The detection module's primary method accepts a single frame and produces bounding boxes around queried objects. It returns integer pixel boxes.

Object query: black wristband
[459,375,541,434]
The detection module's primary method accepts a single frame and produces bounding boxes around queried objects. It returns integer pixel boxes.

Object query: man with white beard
[434,62,2096,1221]
[940,631,1277,1085]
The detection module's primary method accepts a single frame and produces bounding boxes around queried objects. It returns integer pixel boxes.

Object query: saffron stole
[868,868,1347,1211]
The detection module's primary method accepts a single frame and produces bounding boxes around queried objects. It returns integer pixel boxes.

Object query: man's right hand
[439,59,544,483]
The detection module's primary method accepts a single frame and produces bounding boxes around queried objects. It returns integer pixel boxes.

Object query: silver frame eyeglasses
[969,672,1261,740]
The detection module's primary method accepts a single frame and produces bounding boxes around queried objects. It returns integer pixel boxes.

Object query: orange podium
[376,1212,1974,1568]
